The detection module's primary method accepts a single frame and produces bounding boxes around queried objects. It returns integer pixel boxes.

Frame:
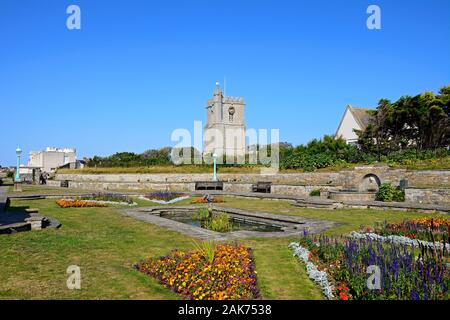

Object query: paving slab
[121,206,337,240]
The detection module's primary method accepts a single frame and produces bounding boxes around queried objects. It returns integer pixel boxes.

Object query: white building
[335,105,372,144]
[28,147,77,173]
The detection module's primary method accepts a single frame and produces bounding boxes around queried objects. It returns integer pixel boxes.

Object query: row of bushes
[279,138,449,171]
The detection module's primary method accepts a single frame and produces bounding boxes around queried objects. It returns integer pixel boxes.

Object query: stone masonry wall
[405,188,450,205]
[55,168,450,189]
[52,167,450,204]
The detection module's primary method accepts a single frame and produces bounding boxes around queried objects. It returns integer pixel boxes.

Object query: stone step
[294,198,342,209]
[25,208,40,214]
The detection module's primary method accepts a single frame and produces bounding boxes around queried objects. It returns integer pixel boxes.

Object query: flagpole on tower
[224,76,226,97]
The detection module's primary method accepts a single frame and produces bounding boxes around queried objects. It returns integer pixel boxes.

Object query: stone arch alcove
[359,174,381,192]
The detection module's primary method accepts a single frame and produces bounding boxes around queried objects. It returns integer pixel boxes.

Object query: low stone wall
[50,167,450,204]
[329,191,377,202]
[55,168,450,189]
[404,170,450,188]
[54,172,342,186]
[405,188,450,205]
[47,180,195,192]
[48,180,339,197]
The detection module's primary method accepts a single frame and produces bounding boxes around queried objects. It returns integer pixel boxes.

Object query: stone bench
[195,181,224,191]
[252,182,272,193]
[60,180,70,188]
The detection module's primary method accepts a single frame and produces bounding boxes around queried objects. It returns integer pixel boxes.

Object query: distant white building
[28,147,78,172]
[335,105,372,144]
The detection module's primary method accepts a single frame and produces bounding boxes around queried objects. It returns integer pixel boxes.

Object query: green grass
[7,185,97,195]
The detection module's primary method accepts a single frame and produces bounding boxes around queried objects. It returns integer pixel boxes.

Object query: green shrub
[193,208,211,221]
[393,188,405,202]
[203,213,233,233]
[309,189,321,197]
[376,183,405,202]
[377,183,394,202]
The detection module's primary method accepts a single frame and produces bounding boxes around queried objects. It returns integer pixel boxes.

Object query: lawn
[7,184,97,195]
[0,198,322,300]
[0,196,445,300]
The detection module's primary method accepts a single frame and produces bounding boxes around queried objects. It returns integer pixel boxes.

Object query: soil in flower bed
[134,243,260,300]
[78,192,134,204]
[366,217,450,243]
[56,199,107,208]
[144,192,187,202]
[298,235,450,300]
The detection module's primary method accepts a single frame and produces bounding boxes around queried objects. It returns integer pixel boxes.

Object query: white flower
[349,231,450,251]
[289,243,335,300]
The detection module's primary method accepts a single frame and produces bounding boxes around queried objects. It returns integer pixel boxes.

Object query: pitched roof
[348,106,372,131]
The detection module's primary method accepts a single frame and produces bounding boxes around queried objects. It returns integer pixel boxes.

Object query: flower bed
[291,234,450,300]
[191,197,224,204]
[289,243,335,299]
[78,192,135,205]
[144,192,187,202]
[135,243,260,300]
[350,231,450,251]
[366,217,450,243]
[56,199,107,208]
[141,192,189,204]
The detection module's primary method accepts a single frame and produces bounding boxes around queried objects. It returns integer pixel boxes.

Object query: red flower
[339,292,349,300]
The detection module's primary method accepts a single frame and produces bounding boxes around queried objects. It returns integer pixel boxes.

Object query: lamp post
[14,147,23,192]
[212,153,218,182]
[15,147,22,182]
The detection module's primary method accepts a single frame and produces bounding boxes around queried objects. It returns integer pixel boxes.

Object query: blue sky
[1,0,449,166]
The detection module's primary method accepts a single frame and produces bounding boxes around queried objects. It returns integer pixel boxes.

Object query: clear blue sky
[1,0,449,166]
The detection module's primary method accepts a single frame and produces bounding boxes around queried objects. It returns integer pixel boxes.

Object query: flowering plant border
[288,242,335,300]
[350,231,450,251]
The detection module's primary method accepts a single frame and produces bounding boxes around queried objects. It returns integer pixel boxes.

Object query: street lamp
[15,147,22,182]
[14,146,23,192]
[212,153,218,182]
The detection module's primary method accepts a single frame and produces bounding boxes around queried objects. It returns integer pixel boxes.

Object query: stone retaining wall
[405,188,450,205]
[54,168,450,188]
[47,180,340,197]
[54,172,342,186]
[51,167,450,204]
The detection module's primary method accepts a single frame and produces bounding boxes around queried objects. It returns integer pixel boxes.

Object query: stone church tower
[204,82,246,158]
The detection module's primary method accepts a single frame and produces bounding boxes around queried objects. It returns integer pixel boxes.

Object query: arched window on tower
[228,105,235,123]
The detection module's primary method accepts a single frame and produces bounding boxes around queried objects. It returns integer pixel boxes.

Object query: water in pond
[163,214,283,233]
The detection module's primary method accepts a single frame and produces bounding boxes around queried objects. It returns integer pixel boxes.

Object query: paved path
[120,205,337,240]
